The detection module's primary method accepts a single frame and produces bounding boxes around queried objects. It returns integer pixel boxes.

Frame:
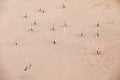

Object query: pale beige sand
[0,0,120,80]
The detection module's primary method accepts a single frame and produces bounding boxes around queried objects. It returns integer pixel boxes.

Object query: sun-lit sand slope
[0,0,120,80]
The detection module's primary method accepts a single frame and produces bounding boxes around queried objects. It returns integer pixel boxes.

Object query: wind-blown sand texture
[0,0,120,80]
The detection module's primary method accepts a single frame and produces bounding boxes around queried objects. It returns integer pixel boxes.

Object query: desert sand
[0,0,120,80]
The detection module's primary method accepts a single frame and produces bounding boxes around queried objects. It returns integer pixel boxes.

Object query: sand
[0,0,120,80]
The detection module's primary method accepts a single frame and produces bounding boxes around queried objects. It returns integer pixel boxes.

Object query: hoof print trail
[15,40,18,46]
[38,8,46,13]
[52,24,56,31]
[33,21,37,25]
[96,32,100,37]
[96,22,100,27]
[24,64,32,71]
[30,27,34,32]
[38,8,42,12]
[64,20,67,28]
[62,5,66,8]
[97,48,101,55]
[24,13,27,18]
[52,38,57,45]
[80,33,84,37]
